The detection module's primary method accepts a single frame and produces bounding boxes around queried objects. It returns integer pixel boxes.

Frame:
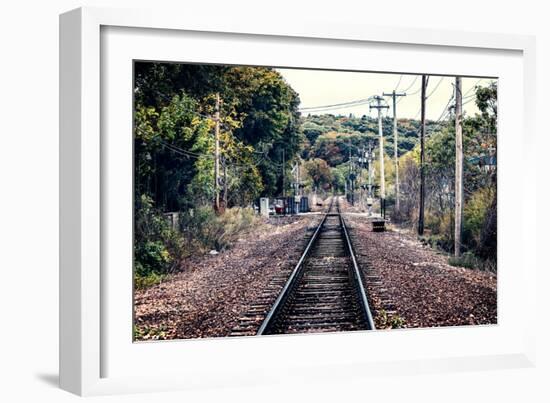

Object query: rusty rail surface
[257,197,375,335]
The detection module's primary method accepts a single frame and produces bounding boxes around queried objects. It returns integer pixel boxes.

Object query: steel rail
[256,200,333,335]
[338,202,376,330]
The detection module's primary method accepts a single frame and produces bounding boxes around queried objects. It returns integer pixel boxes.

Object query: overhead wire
[138,127,264,171]
[298,98,371,112]
[393,74,403,92]
[426,76,446,99]
[299,75,485,115]
[301,75,407,113]
[401,75,419,93]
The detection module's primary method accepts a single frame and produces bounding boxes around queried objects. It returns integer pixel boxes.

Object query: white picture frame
[60,6,537,396]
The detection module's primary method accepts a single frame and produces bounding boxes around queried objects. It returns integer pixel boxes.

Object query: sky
[277,68,495,121]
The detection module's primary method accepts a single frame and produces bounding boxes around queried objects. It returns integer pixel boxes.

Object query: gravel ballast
[344,213,497,329]
[135,200,497,340]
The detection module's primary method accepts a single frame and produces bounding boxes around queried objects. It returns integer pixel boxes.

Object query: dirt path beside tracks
[343,210,497,329]
[134,215,319,341]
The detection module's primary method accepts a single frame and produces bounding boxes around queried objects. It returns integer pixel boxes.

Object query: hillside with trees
[297,83,496,268]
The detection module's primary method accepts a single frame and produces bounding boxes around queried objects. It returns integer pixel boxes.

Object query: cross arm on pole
[369,104,389,110]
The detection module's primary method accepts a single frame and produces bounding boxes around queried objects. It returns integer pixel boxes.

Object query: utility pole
[367,143,374,216]
[370,95,389,216]
[293,162,300,197]
[351,156,355,205]
[360,145,365,210]
[296,161,300,196]
[344,180,347,199]
[454,77,463,257]
[298,160,301,196]
[346,139,353,201]
[282,148,286,198]
[348,138,355,205]
[297,160,301,196]
[214,93,221,213]
[418,76,428,235]
[223,158,228,209]
[383,90,406,213]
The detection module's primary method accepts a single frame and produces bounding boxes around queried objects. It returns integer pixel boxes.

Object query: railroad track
[256,197,375,335]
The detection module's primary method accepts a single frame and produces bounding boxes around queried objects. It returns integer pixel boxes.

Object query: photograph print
[133,61,497,341]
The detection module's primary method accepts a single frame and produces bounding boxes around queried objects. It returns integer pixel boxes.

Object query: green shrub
[448,251,478,269]
[134,240,172,276]
[134,271,167,289]
[133,324,169,341]
[448,251,496,272]
[419,233,453,253]
[377,309,405,329]
[134,194,261,288]
[134,194,184,283]
[180,206,259,252]
[464,187,494,250]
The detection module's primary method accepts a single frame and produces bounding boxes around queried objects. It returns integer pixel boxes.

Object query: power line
[300,103,372,114]
[462,96,477,107]
[400,75,419,93]
[393,75,403,92]
[142,88,242,132]
[301,75,409,113]
[392,76,420,105]
[158,139,212,159]
[434,90,455,124]
[158,141,204,160]
[406,75,425,96]
[134,126,206,159]
[463,78,483,97]
[299,75,489,117]
[159,135,295,170]
[425,79,484,133]
[426,76,445,99]
[158,139,267,171]
[298,98,370,112]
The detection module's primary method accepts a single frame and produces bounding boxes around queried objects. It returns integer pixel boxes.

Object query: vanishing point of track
[257,197,375,335]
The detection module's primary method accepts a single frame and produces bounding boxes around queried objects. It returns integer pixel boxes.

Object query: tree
[304,158,333,191]
[135,92,212,211]
[134,63,302,209]
[394,82,497,263]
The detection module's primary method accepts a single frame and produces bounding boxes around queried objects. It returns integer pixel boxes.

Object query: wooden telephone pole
[223,158,228,209]
[418,75,428,235]
[383,90,406,213]
[370,96,389,216]
[282,148,286,198]
[214,93,221,213]
[367,143,374,216]
[359,146,365,210]
[454,77,463,257]
[348,138,354,205]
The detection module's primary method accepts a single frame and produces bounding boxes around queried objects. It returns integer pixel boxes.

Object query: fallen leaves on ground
[345,212,497,329]
[134,216,315,341]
